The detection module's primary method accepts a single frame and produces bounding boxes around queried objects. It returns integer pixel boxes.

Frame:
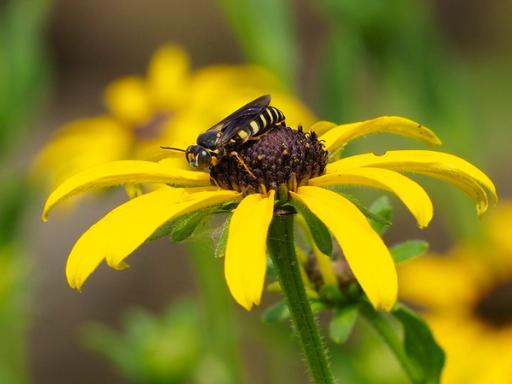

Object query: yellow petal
[186,66,315,130]
[327,150,497,215]
[103,76,152,125]
[147,44,190,110]
[320,116,442,153]
[43,160,211,221]
[66,187,240,290]
[32,116,132,186]
[292,186,397,311]
[310,167,433,228]
[308,120,337,136]
[225,191,275,310]
[398,255,478,310]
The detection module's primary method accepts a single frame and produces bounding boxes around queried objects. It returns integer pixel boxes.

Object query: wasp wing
[205,95,270,134]
[212,95,271,147]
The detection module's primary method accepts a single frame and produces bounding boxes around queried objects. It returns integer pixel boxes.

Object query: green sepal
[287,200,333,256]
[319,283,344,304]
[310,300,329,314]
[262,299,327,324]
[149,206,217,242]
[214,214,232,258]
[392,303,445,384]
[262,300,290,323]
[390,240,429,263]
[329,304,359,344]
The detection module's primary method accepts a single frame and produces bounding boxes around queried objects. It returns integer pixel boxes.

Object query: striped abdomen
[230,107,285,146]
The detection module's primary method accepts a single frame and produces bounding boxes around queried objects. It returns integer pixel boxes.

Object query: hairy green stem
[267,214,337,384]
[189,241,244,384]
[359,303,422,383]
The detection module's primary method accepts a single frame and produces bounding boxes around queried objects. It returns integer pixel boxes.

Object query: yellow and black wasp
[162,95,285,173]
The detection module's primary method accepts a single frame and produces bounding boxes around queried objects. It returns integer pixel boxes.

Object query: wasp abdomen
[250,107,285,135]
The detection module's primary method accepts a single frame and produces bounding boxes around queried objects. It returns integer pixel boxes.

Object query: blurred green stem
[188,241,244,384]
[268,214,336,384]
[360,303,421,383]
[216,0,299,90]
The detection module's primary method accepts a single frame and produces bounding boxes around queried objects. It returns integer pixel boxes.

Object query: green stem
[359,303,421,383]
[267,213,337,384]
[188,241,244,384]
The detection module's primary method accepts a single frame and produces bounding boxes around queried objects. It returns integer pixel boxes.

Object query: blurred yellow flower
[33,44,314,187]
[399,203,512,384]
[42,108,496,312]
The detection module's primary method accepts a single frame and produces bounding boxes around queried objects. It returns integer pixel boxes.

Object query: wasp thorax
[210,126,328,193]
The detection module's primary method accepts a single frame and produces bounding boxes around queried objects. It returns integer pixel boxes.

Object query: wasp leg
[229,151,257,179]
[247,128,274,142]
[210,176,220,188]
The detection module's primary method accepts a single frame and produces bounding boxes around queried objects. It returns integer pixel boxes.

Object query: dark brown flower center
[209,126,328,193]
[474,281,512,328]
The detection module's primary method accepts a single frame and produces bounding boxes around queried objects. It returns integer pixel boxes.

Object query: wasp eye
[197,150,212,170]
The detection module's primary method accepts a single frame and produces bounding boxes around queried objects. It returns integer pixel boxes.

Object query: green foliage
[262,300,290,323]
[329,304,358,344]
[214,214,231,258]
[318,283,344,304]
[288,200,333,256]
[0,178,32,245]
[216,0,299,89]
[83,301,203,384]
[318,33,362,121]
[393,304,445,384]
[360,301,445,384]
[390,240,429,263]
[367,196,393,235]
[0,0,51,158]
[149,206,220,242]
[0,1,50,381]
[0,248,29,384]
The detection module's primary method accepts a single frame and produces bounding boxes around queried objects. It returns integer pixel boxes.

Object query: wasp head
[186,145,214,170]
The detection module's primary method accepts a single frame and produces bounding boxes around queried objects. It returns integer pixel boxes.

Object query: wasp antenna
[160,146,186,153]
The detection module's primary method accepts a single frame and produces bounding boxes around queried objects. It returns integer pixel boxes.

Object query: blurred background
[1,0,511,383]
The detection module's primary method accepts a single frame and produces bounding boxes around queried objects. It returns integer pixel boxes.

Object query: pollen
[210,126,328,193]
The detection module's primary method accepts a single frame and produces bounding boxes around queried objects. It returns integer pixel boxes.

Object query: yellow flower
[42,112,496,312]
[33,44,314,187]
[399,203,512,384]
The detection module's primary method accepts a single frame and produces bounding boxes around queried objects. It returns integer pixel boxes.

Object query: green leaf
[390,240,429,263]
[214,214,232,258]
[367,196,393,234]
[359,301,422,383]
[393,304,445,384]
[262,300,290,323]
[329,304,358,344]
[288,200,333,256]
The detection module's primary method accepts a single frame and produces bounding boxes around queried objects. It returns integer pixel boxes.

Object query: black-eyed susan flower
[42,109,496,312]
[399,203,512,384]
[33,44,313,187]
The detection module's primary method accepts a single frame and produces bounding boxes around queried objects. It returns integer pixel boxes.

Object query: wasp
[162,95,285,175]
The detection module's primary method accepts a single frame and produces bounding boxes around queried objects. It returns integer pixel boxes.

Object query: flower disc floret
[210,126,328,193]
